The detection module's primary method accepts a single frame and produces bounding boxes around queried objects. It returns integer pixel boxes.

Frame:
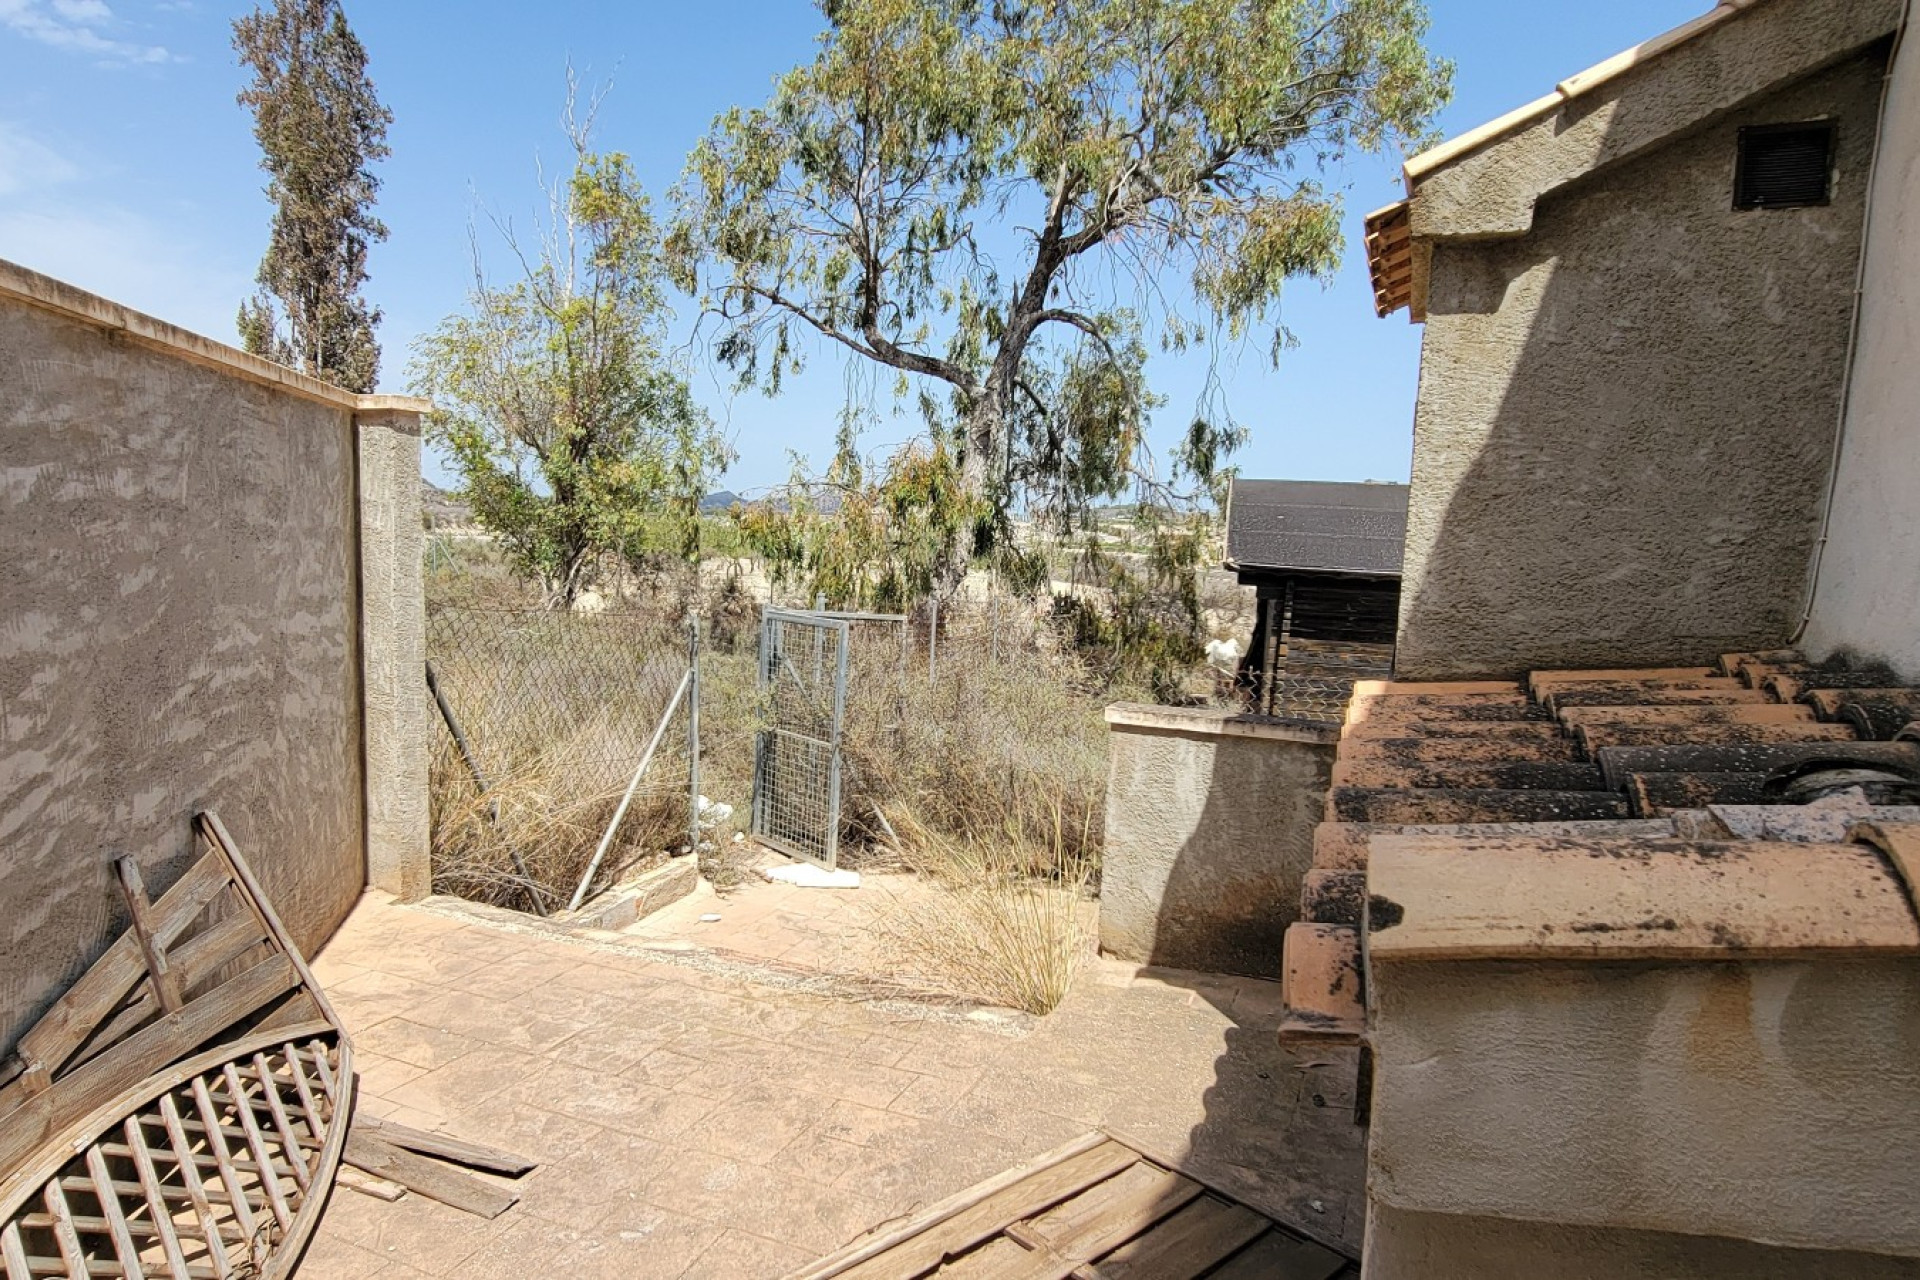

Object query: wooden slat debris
[789,1132,1355,1280]
[342,1132,519,1220]
[0,812,357,1280]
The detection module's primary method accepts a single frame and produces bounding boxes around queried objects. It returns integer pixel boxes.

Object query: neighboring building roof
[1365,0,1903,319]
[1225,479,1409,578]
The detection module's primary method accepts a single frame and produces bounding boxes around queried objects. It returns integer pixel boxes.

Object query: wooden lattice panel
[0,814,352,1280]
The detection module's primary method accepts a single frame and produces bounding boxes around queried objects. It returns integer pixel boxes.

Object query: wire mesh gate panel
[752,609,851,867]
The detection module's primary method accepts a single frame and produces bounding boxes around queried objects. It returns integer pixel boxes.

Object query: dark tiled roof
[1224,479,1409,578]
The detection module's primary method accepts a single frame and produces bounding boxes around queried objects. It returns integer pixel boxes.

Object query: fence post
[687,612,701,858]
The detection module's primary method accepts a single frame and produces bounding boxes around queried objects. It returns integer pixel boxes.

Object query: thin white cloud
[0,0,173,64]
[0,122,81,196]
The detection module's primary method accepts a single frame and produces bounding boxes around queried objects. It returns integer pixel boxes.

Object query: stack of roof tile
[1279,652,1920,1048]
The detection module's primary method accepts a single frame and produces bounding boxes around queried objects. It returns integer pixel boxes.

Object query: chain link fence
[425,598,695,912]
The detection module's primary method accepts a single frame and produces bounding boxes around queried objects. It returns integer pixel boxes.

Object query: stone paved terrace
[302,887,1365,1277]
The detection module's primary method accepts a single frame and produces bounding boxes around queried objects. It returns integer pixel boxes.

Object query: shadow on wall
[1394,47,1885,681]
[1102,717,1366,1255]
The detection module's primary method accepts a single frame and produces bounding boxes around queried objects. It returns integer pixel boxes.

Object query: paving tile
[886,1066,978,1121]
[355,1017,486,1072]
[434,1095,611,1166]
[404,987,592,1057]
[544,1015,684,1073]
[679,1228,813,1280]
[511,1129,668,1229]
[622,1047,763,1100]
[314,1185,508,1276]
[381,1045,550,1117]
[561,1202,728,1279]
[507,1061,720,1141]
[680,1081,829,1164]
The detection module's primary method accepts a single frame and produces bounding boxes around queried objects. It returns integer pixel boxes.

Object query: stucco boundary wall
[0,257,430,1053]
[1100,704,1338,978]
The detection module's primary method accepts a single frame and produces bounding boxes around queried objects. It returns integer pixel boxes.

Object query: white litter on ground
[762,862,862,889]
[698,913,723,923]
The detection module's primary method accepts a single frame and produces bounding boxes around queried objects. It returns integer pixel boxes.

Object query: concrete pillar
[355,406,431,900]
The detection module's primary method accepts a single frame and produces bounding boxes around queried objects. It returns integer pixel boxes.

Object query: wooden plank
[783,1132,1114,1279]
[337,1166,408,1202]
[191,1075,261,1248]
[995,1169,1205,1278]
[117,857,185,1016]
[816,1139,1137,1280]
[1017,1164,1166,1251]
[86,1141,149,1279]
[0,956,297,1181]
[1329,787,1632,825]
[222,1063,292,1233]
[304,1040,337,1104]
[123,1115,193,1278]
[0,1224,27,1280]
[1080,1195,1270,1279]
[160,1091,235,1279]
[1366,835,1920,961]
[281,1047,326,1148]
[341,1132,517,1220]
[250,1054,311,1191]
[11,853,234,1095]
[173,914,269,994]
[41,1180,87,1276]
[1203,1229,1350,1280]
[353,1116,534,1177]
[195,812,341,1029]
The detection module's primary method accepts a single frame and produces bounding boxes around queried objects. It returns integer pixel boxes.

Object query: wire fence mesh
[425,598,695,912]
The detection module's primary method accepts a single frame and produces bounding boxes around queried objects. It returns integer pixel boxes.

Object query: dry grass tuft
[873,803,1097,1016]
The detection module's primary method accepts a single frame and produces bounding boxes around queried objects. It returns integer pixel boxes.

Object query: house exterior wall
[0,264,429,1055]
[1100,705,1336,976]
[1805,27,1920,681]
[1396,50,1885,680]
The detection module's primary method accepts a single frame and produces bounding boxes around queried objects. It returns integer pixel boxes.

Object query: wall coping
[0,256,431,418]
[1105,702,1341,746]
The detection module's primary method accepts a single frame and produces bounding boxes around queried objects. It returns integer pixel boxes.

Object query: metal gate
[751,608,851,866]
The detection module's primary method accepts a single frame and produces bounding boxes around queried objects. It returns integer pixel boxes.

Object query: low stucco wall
[1806,25,1920,681]
[1099,704,1336,977]
[0,261,428,1054]
[1365,957,1920,1273]
[1397,49,1885,679]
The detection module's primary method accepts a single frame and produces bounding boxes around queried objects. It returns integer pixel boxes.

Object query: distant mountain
[422,479,474,529]
[699,490,743,512]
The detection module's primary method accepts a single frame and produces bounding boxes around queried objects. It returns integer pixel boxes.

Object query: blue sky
[0,0,1700,494]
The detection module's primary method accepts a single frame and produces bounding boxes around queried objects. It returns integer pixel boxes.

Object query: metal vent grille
[1735,123,1834,209]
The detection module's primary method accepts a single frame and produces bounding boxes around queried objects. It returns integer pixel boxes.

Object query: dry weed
[873,803,1097,1015]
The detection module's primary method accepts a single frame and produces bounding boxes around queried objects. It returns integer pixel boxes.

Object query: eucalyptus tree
[413,105,732,609]
[234,0,391,392]
[671,0,1450,599]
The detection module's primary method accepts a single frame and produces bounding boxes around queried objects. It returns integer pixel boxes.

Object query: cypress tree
[234,0,391,393]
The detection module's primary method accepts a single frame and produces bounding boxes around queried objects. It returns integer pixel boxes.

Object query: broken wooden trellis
[0,811,536,1279]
